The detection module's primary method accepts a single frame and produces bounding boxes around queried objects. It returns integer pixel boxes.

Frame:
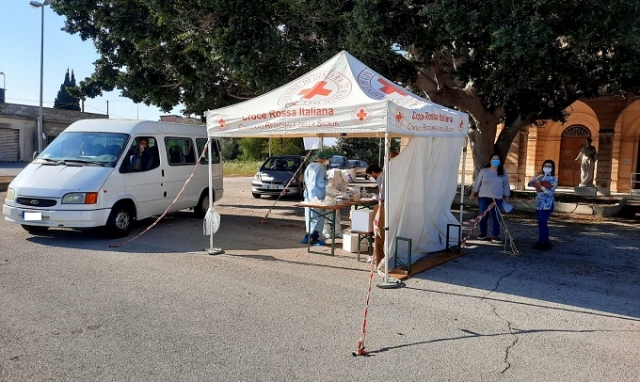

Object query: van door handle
[164,191,167,197]
[162,169,165,177]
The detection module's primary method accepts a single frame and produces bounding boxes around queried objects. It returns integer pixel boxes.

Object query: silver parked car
[251,155,307,199]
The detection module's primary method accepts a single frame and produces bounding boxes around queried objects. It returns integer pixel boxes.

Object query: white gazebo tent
[205,51,469,278]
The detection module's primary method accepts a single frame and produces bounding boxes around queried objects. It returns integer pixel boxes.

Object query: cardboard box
[342,232,370,253]
[351,209,375,232]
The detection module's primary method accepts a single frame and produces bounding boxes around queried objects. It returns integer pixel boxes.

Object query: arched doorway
[635,135,640,191]
[559,125,591,186]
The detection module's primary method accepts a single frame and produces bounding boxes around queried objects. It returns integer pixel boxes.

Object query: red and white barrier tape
[109,140,210,248]
[461,201,495,247]
[353,255,375,356]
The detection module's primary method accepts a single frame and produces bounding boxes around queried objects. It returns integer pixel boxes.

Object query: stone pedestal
[574,186,597,196]
[597,186,611,197]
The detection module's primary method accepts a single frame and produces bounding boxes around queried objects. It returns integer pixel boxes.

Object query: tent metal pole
[207,137,223,255]
[377,132,401,289]
[459,136,468,223]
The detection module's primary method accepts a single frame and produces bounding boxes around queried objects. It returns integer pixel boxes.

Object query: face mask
[543,167,552,174]
[490,159,500,167]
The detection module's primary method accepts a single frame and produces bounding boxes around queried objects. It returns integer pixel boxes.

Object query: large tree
[51,0,640,172]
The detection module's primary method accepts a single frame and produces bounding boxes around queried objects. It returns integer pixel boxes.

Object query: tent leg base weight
[376,278,404,289]
[207,248,225,255]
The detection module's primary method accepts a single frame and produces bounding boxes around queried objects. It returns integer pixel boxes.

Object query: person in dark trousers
[528,159,558,250]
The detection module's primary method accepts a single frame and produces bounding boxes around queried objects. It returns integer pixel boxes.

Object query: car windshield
[37,132,129,166]
[331,156,345,166]
[261,157,302,172]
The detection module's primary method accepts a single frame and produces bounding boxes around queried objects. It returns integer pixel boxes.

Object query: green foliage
[269,138,305,156]
[53,69,80,111]
[335,137,400,166]
[219,138,239,160]
[238,138,267,161]
[237,137,305,160]
[51,0,640,166]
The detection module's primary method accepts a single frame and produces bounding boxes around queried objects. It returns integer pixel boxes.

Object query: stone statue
[575,138,598,187]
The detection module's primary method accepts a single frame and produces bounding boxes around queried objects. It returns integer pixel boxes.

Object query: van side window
[195,138,221,164]
[166,138,196,166]
[121,136,159,172]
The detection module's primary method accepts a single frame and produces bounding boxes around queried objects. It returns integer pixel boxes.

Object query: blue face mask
[490,159,500,167]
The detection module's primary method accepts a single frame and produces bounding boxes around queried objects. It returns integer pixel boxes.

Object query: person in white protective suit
[322,168,351,239]
[301,150,333,245]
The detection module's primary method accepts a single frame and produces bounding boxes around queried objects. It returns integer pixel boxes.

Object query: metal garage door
[0,128,19,161]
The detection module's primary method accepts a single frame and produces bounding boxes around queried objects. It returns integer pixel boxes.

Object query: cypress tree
[53,69,81,111]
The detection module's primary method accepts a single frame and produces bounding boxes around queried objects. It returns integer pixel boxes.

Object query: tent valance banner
[205,51,469,269]
[206,51,468,138]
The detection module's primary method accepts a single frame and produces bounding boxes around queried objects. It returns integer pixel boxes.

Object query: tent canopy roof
[206,51,468,139]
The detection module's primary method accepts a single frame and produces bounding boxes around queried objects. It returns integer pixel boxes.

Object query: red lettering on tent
[299,81,332,99]
[377,78,407,96]
[357,109,367,121]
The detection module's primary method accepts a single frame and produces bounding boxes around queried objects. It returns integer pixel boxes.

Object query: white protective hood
[205,51,468,263]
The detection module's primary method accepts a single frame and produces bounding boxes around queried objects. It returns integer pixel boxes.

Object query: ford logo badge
[30,200,40,205]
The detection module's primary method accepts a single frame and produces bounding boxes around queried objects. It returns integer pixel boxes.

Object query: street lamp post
[30,0,49,154]
[0,72,5,103]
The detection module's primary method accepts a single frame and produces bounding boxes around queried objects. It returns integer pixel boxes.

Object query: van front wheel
[105,203,133,238]
[194,192,212,218]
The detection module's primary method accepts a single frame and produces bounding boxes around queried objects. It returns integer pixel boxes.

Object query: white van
[3,119,223,238]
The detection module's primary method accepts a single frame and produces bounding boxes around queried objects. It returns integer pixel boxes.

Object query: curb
[457,196,626,218]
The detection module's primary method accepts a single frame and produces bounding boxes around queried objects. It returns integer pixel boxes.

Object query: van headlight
[62,192,98,204]
[6,188,15,201]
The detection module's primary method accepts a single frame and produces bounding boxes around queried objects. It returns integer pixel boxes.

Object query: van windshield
[37,132,129,166]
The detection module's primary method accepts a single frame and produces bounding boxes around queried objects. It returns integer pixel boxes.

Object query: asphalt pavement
[0,175,639,381]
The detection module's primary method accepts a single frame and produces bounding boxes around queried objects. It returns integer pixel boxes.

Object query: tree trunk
[468,113,502,178]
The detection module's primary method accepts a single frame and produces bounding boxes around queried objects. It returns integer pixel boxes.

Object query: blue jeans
[536,208,553,244]
[478,197,503,237]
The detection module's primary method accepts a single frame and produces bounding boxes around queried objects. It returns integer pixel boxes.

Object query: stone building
[159,115,203,124]
[459,97,640,194]
[0,100,106,161]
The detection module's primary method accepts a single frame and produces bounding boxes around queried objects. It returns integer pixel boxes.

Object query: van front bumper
[3,203,111,228]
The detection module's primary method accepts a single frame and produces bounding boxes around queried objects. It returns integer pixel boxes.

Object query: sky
[0,1,181,120]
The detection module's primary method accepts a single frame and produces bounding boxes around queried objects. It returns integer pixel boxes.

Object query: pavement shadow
[23,211,325,254]
[412,213,640,319]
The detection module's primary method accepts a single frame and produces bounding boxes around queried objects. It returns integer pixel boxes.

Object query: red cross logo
[298,81,332,99]
[357,109,368,121]
[377,78,407,96]
[395,112,403,122]
[218,118,226,128]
